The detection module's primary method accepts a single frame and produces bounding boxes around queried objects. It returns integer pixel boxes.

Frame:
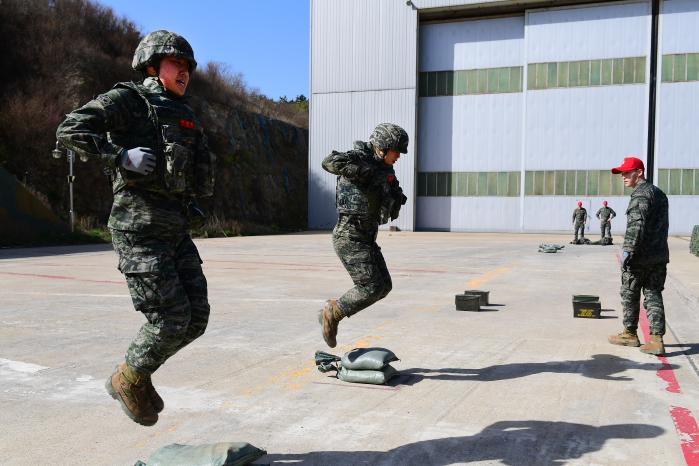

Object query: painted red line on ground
[614,249,699,464]
[639,309,681,393]
[670,406,699,466]
[642,307,699,465]
[0,271,122,285]
[657,355,682,394]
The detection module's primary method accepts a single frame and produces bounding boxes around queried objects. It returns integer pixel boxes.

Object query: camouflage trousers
[574,222,585,240]
[621,263,666,335]
[111,229,210,374]
[600,221,611,239]
[332,215,392,317]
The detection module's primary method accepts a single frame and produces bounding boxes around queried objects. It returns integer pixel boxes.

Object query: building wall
[522,1,650,234]
[310,0,699,234]
[417,15,525,230]
[655,0,699,234]
[309,0,418,230]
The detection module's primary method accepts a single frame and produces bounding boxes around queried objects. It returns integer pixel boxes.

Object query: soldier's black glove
[622,251,634,271]
[120,147,156,175]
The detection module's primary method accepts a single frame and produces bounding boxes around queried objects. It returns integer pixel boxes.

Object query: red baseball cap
[611,157,644,174]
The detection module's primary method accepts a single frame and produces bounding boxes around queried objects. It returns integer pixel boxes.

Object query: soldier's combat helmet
[369,123,409,154]
[132,30,197,72]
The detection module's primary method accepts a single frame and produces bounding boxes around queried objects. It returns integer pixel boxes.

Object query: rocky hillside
[0,0,308,237]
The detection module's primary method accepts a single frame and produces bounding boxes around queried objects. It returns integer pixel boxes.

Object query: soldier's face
[383,149,401,166]
[621,169,643,188]
[158,56,190,96]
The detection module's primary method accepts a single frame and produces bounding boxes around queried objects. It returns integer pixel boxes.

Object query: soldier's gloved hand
[120,147,156,175]
[622,251,634,270]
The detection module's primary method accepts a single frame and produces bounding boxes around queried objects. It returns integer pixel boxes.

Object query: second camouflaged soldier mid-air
[607,157,669,355]
[56,30,215,426]
[319,123,409,348]
[596,200,616,240]
[572,201,588,243]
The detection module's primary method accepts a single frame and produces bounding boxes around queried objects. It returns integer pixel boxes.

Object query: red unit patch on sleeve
[179,119,196,129]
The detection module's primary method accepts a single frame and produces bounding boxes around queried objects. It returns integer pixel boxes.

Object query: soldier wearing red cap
[607,157,669,355]
[596,200,616,241]
[572,201,587,243]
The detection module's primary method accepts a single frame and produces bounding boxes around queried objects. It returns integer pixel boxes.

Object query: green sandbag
[538,244,565,253]
[136,442,266,466]
[690,225,699,257]
[341,347,399,370]
[337,364,398,385]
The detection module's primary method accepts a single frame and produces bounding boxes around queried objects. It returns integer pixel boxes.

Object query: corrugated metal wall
[309,0,418,230]
[523,1,651,234]
[311,0,699,235]
[417,16,525,231]
[656,0,699,234]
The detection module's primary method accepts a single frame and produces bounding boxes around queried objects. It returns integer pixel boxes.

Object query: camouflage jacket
[56,77,214,233]
[596,206,616,222]
[572,207,587,223]
[322,141,406,225]
[623,180,669,265]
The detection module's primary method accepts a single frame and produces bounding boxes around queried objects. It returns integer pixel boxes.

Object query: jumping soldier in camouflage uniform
[319,123,409,348]
[572,201,587,242]
[596,200,616,240]
[607,157,669,355]
[56,31,215,425]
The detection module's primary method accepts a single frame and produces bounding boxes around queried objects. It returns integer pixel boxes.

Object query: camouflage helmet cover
[369,123,409,154]
[132,30,197,72]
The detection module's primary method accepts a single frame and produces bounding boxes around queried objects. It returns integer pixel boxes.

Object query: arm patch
[97,94,114,107]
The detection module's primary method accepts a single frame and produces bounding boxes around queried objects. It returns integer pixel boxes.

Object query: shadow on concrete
[663,343,699,358]
[0,243,113,260]
[259,420,663,466]
[391,354,676,385]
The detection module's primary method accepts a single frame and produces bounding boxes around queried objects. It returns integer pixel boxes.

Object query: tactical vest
[110,81,215,197]
[335,152,383,219]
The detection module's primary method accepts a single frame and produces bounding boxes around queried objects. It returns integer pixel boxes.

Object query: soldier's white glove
[120,147,156,175]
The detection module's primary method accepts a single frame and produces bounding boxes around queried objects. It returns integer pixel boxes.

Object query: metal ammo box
[463,289,489,306]
[572,294,601,318]
[455,294,480,311]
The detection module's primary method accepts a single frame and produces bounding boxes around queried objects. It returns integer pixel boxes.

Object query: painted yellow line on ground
[466,265,514,289]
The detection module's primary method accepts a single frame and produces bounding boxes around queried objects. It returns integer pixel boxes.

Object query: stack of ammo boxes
[455,289,489,312]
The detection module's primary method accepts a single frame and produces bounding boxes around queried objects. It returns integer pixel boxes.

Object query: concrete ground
[1,232,698,465]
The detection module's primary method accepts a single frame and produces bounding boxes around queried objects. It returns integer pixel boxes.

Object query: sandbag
[690,225,699,257]
[538,244,564,253]
[341,347,399,370]
[135,442,266,466]
[337,364,397,385]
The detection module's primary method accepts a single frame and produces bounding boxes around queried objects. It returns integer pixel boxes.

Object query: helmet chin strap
[373,145,386,162]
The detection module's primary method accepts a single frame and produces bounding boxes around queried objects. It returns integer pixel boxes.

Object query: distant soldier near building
[319,123,409,348]
[596,200,616,241]
[572,201,587,243]
[608,157,669,355]
[57,31,215,425]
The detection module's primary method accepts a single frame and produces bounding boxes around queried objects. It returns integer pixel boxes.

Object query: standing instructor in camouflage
[608,157,669,355]
[596,200,616,240]
[572,201,587,242]
[56,31,215,426]
[319,123,409,348]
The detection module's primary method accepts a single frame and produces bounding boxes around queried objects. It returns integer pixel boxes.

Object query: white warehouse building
[309,0,699,235]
